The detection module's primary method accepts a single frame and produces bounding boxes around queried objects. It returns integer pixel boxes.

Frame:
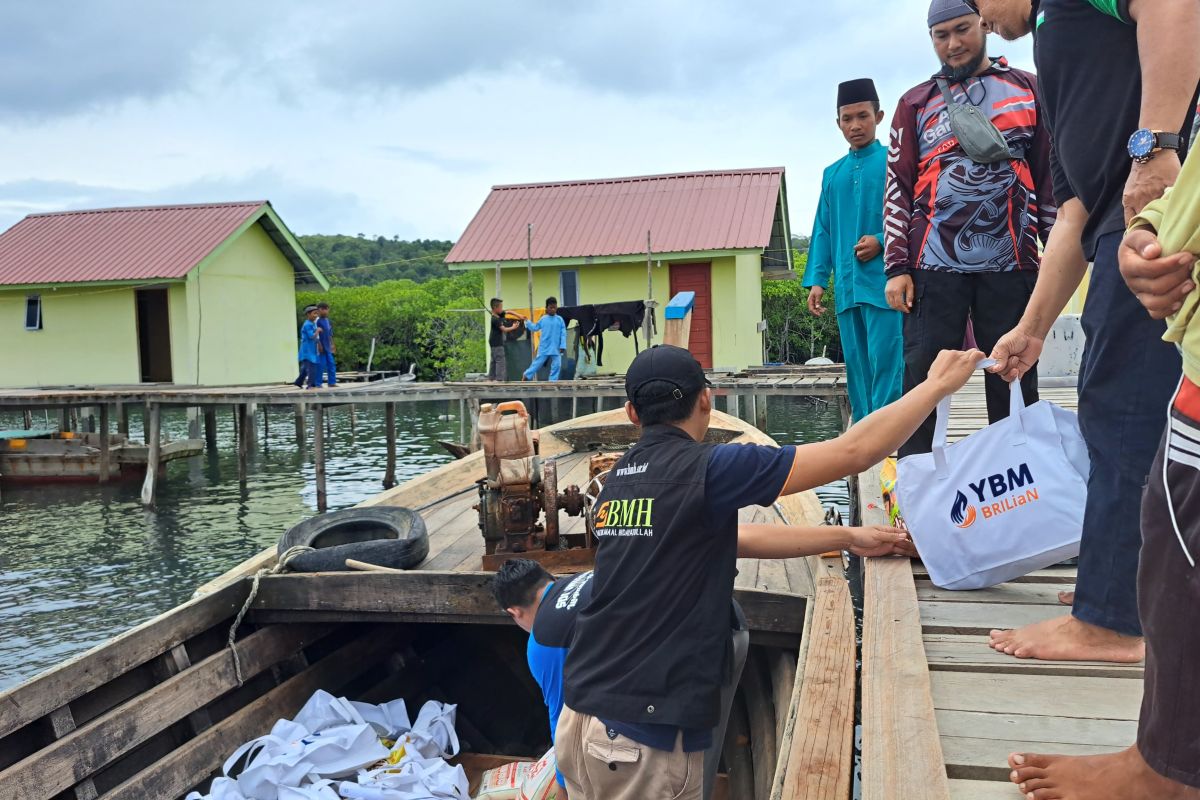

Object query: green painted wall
[181,223,299,385]
[1,286,142,387]
[3,221,303,389]
[495,252,764,373]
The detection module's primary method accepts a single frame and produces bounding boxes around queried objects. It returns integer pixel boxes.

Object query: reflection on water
[0,396,843,689]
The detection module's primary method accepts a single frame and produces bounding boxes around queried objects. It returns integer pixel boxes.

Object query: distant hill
[298,234,454,286]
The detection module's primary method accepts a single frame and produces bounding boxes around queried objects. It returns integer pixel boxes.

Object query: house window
[24,294,42,331]
[559,270,579,307]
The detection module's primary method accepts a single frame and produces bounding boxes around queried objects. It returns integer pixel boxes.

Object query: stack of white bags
[186,690,470,800]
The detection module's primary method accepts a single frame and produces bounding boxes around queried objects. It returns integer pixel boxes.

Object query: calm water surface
[0,397,843,689]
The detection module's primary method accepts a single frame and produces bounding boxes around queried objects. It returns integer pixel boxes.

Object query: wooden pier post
[745,394,757,429]
[383,402,397,489]
[117,402,129,437]
[294,403,306,449]
[85,408,96,433]
[237,404,250,484]
[245,402,259,450]
[727,393,741,420]
[187,407,201,439]
[571,396,578,419]
[203,408,217,451]
[262,406,269,444]
[458,398,466,443]
[314,404,327,512]
[140,403,161,507]
[98,405,111,484]
[468,398,481,452]
[59,408,70,433]
[22,410,32,430]
[755,394,768,431]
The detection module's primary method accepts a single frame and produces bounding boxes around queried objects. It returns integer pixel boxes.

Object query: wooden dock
[858,378,1142,799]
[0,366,849,507]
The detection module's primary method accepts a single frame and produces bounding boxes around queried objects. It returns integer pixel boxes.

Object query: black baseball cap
[625,345,712,404]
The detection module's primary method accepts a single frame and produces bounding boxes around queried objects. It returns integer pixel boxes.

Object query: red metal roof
[0,201,268,286]
[445,168,786,264]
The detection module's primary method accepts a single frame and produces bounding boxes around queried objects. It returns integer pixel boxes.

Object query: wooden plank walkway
[859,377,1144,798]
[0,366,849,408]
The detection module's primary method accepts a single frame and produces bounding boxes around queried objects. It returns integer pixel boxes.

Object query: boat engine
[474,401,607,571]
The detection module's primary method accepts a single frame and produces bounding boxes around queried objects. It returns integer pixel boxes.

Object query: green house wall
[3,222,306,388]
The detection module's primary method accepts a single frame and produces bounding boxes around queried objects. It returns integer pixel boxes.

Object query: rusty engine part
[475,401,619,570]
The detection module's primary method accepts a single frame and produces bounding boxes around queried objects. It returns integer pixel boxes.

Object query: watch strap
[1155,132,1184,151]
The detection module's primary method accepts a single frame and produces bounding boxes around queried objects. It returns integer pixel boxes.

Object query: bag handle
[933,362,1027,479]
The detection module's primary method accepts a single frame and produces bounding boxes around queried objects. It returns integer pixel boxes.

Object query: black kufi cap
[625,345,712,405]
[837,78,879,110]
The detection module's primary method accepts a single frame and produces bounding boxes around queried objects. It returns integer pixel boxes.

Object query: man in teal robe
[804,78,903,421]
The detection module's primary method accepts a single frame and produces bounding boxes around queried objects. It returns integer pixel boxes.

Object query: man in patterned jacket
[884,0,1056,456]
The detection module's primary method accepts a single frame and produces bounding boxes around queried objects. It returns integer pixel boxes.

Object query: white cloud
[0,0,1034,240]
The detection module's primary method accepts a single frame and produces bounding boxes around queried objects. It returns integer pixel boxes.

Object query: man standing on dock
[805,78,902,421]
[522,297,567,382]
[884,0,1055,456]
[488,298,522,382]
[315,302,337,388]
[983,0,1199,671]
[293,305,323,389]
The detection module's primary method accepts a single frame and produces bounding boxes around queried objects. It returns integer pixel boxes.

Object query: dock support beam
[294,404,306,449]
[458,399,466,444]
[727,393,741,420]
[140,403,160,507]
[98,405,110,484]
[755,394,768,430]
[468,398,481,452]
[245,403,258,450]
[314,405,327,512]
[383,402,397,489]
[60,408,70,433]
[22,410,32,430]
[187,407,201,439]
[746,394,757,429]
[203,408,217,451]
[237,404,250,484]
[117,402,129,437]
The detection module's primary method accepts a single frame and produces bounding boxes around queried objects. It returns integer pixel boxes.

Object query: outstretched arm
[778,348,982,494]
[737,523,910,559]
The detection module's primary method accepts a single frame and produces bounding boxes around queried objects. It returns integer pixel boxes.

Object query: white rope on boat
[226,545,315,686]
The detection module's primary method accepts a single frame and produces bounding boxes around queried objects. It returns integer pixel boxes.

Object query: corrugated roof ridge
[491,167,786,192]
[23,200,267,219]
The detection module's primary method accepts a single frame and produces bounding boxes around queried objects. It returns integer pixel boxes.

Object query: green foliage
[298,235,454,286]
[760,250,843,364]
[297,272,486,380]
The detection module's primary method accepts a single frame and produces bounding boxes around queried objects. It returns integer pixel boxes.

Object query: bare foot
[1008,746,1199,799]
[988,615,1144,662]
[1058,590,1074,606]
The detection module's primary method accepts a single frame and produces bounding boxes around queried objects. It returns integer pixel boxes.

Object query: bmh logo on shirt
[948,463,1040,529]
[593,497,654,537]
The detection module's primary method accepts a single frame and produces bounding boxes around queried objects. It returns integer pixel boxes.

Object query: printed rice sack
[519,749,558,800]
[474,749,558,800]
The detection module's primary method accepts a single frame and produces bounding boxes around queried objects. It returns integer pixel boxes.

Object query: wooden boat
[0,431,204,482]
[0,407,854,800]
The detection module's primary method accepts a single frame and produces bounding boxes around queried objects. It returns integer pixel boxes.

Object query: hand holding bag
[897,379,1088,589]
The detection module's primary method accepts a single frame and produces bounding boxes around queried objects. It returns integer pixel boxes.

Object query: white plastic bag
[897,379,1088,589]
[339,757,470,799]
[405,701,460,759]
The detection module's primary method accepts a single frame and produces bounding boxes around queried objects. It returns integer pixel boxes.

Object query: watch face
[1129,128,1156,158]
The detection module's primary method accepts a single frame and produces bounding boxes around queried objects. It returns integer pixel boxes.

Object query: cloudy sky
[0,1,1033,241]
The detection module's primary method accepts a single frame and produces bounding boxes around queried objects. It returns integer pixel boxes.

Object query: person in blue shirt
[292,305,323,389]
[315,301,337,388]
[522,297,567,382]
[804,78,902,421]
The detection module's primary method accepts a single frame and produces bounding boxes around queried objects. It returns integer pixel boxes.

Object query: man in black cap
[555,344,984,799]
[804,77,901,421]
[884,0,1055,457]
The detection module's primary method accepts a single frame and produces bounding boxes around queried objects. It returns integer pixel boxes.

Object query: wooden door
[669,262,713,368]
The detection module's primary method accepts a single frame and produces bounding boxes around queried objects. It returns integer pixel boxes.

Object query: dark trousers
[1137,393,1200,788]
[898,270,1039,457]
[487,344,506,381]
[1073,231,1181,636]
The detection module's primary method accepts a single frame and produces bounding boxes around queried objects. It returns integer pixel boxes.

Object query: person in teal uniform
[804,78,902,421]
